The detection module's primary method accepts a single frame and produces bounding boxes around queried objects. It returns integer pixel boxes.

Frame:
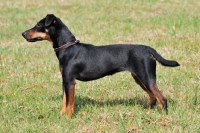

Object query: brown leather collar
[54,40,80,52]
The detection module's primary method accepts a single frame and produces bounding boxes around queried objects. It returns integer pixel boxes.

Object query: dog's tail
[149,48,180,67]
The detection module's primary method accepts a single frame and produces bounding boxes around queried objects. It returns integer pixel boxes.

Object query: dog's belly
[76,69,121,81]
[76,74,105,81]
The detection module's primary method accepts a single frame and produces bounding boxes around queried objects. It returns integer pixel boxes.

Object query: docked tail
[149,48,180,67]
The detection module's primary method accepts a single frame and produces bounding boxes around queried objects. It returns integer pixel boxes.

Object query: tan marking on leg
[131,73,157,108]
[155,96,163,109]
[60,90,66,115]
[146,91,157,108]
[150,83,167,111]
[131,73,148,90]
[66,83,75,118]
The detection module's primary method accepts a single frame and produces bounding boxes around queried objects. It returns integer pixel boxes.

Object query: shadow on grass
[50,95,177,115]
[74,95,149,114]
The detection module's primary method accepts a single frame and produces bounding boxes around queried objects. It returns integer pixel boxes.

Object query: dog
[22,14,180,117]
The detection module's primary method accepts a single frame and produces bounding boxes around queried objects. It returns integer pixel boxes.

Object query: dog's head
[22,14,58,42]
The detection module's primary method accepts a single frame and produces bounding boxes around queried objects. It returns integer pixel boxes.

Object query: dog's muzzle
[22,31,43,42]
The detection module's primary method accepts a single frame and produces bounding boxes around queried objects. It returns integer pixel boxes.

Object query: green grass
[0,0,200,132]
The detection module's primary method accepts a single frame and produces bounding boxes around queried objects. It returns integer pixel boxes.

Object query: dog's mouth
[22,31,44,42]
[26,37,43,42]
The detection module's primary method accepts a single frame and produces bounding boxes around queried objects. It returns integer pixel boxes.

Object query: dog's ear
[45,14,57,27]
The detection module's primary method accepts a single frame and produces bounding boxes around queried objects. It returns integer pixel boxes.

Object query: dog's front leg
[60,84,66,115]
[60,81,76,118]
[60,65,66,115]
[60,66,76,118]
[66,82,75,118]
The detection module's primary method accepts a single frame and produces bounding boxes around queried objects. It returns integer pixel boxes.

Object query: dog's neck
[51,21,77,49]
[52,31,76,49]
[54,40,79,53]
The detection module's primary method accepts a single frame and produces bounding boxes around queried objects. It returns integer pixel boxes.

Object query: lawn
[0,0,199,132]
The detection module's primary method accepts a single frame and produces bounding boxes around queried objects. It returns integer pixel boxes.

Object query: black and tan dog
[22,14,179,117]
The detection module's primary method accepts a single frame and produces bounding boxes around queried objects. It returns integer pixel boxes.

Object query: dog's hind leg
[149,83,168,114]
[131,58,168,114]
[131,73,157,108]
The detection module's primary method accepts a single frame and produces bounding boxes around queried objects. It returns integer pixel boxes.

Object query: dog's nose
[22,31,27,38]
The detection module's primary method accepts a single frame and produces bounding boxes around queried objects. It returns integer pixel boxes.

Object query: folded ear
[45,14,56,27]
